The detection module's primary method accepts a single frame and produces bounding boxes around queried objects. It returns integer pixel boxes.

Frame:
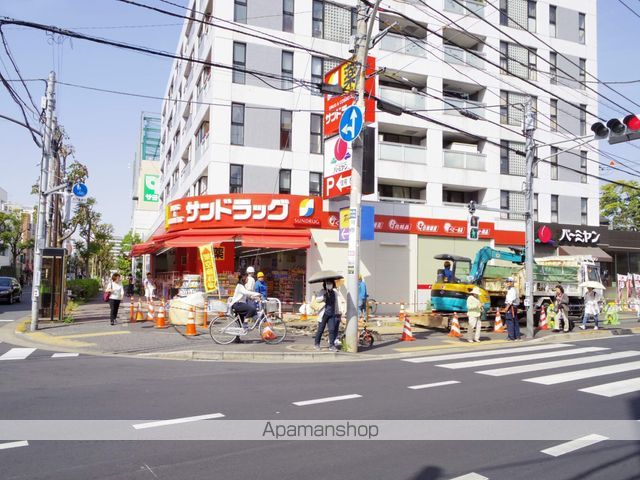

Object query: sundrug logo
[328,214,339,227]
[299,198,315,217]
[444,222,464,234]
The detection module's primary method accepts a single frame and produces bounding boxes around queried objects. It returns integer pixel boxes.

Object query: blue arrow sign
[72,183,88,198]
[339,105,364,143]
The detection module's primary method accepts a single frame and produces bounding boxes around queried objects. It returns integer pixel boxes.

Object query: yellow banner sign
[198,243,219,293]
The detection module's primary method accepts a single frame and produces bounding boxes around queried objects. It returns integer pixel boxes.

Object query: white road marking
[579,377,640,397]
[437,347,608,370]
[293,394,362,406]
[0,441,29,450]
[0,319,14,322]
[478,351,640,376]
[0,348,36,361]
[408,380,460,390]
[132,413,225,430]
[449,473,489,480]
[541,434,608,457]
[525,360,640,385]
[403,344,572,364]
[476,350,640,377]
[51,353,80,358]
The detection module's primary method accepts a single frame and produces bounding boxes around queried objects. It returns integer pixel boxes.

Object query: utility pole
[345,0,381,353]
[523,98,536,339]
[30,71,56,332]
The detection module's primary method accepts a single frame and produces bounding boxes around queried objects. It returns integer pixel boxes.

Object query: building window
[231,103,244,146]
[196,175,208,195]
[549,5,556,37]
[311,56,324,95]
[234,0,247,23]
[550,147,559,180]
[580,105,587,135]
[579,58,586,89]
[501,190,525,220]
[500,41,536,80]
[578,13,585,44]
[499,0,536,31]
[279,169,291,194]
[528,48,537,80]
[581,197,588,225]
[534,193,539,221]
[528,0,537,31]
[283,0,294,32]
[232,42,246,84]
[551,194,559,223]
[500,140,526,176]
[550,52,557,84]
[196,120,209,148]
[282,51,293,89]
[309,172,322,196]
[310,113,323,153]
[580,150,588,183]
[280,110,292,150]
[312,0,323,38]
[501,91,536,126]
[378,184,425,201]
[230,164,243,193]
[550,99,558,131]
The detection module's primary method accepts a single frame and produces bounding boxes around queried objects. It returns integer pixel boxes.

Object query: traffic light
[467,215,479,241]
[591,114,640,144]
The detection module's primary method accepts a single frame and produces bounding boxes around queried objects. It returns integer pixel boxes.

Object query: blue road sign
[339,105,364,143]
[72,183,88,198]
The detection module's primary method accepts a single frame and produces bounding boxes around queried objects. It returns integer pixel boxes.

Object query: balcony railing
[194,137,209,164]
[380,86,425,110]
[379,142,426,164]
[443,97,485,119]
[443,44,485,69]
[444,0,484,17]
[378,196,425,205]
[379,33,427,57]
[443,150,486,171]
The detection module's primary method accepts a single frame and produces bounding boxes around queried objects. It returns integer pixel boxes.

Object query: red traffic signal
[624,114,640,131]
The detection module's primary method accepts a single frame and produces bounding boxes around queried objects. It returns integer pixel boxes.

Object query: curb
[137,350,351,363]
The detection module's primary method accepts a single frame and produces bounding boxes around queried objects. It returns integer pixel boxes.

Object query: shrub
[67,278,100,301]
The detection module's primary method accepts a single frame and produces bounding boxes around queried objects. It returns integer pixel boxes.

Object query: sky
[0,0,639,237]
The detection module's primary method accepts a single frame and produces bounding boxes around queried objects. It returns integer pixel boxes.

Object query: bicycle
[208,297,287,345]
[366,298,378,316]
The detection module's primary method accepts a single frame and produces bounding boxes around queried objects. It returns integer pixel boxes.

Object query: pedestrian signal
[467,215,479,241]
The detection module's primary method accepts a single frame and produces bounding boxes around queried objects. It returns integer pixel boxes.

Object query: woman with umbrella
[309,271,344,352]
[579,281,605,330]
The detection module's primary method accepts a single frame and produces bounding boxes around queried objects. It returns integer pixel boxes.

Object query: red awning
[130,241,163,257]
[164,234,236,248]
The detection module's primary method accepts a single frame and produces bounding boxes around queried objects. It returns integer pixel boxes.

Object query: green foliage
[600,181,640,230]
[116,230,142,274]
[0,210,33,268]
[67,278,100,301]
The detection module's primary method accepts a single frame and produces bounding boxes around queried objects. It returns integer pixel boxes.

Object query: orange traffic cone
[399,304,416,341]
[261,321,278,341]
[135,298,144,322]
[147,303,155,323]
[448,312,462,338]
[155,304,168,329]
[538,305,549,330]
[129,296,135,323]
[493,310,506,333]
[185,306,198,336]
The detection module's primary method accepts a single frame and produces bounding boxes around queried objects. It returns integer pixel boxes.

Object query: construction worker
[255,272,268,299]
[443,262,454,282]
[466,287,484,343]
[504,277,521,341]
[245,266,256,292]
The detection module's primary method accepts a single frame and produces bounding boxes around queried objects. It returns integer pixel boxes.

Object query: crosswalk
[0,343,79,361]
[402,342,640,398]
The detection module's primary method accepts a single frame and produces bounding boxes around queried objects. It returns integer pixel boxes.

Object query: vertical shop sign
[143,174,160,202]
[199,244,219,293]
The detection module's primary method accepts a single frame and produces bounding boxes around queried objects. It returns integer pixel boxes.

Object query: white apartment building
[141,0,599,307]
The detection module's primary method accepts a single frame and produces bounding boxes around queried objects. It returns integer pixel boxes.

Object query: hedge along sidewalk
[66,278,101,302]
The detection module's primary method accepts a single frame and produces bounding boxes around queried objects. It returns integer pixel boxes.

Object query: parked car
[0,277,22,304]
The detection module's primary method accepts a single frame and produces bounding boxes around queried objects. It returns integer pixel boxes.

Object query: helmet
[246,266,255,274]
[470,287,482,296]
[257,271,264,278]
[506,277,514,283]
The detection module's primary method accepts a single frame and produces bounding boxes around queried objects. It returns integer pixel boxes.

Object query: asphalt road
[0,334,639,480]
[0,288,30,323]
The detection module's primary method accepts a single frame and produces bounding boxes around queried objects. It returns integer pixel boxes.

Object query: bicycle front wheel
[368,299,378,315]
[209,315,241,345]
[260,314,287,344]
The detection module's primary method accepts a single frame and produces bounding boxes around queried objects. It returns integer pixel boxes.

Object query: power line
[619,0,640,20]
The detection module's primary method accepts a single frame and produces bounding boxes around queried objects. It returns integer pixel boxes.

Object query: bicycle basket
[265,299,279,313]
[208,300,228,314]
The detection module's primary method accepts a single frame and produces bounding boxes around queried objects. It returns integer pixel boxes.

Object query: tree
[600,181,640,231]
[116,231,142,274]
[92,223,115,279]
[0,210,33,276]
[71,198,101,274]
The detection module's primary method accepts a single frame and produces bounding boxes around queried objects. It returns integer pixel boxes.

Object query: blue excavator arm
[468,247,525,283]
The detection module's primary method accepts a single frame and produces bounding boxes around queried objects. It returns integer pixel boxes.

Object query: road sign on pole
[72,183,88,198]
[339,105,364,143]
[323,136,352,199]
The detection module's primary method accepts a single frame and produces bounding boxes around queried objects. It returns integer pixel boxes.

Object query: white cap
[506,277,514,283]
[246,266,255,274]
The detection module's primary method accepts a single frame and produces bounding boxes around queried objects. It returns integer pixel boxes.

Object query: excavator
[430,246,525,313]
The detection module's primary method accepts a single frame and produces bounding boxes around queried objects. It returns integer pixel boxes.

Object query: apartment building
[138,0,599,307]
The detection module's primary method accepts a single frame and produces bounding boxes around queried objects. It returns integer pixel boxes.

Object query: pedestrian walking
[466,287,483,343]
[580,287,601,330]
[245,266,256,292]
[504,277,521,341]
[358,274,368,318]
[314,279,341,352]
[143,273,155,303]
[553,285,571,333]
[255,271,268,299]
[105,273,124,326]
[126,274,135,297]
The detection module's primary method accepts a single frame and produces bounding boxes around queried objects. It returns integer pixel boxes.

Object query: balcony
[198,36,209,60]
[180,161,192,180]
[379,33,427,57]
[444,0,484,17]
[443,97,485,119]
[380,86,425,110]
[194,137,209,164]
[379,142,426,164]
[443,150,486,171]
[444,44,485,69]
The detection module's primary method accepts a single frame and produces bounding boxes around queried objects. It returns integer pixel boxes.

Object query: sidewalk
[7,295,640,363]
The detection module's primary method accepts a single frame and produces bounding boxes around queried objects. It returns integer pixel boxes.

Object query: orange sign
[198,244,219,293]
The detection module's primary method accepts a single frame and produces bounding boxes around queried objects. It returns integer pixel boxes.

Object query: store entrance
[236,247,307,310]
